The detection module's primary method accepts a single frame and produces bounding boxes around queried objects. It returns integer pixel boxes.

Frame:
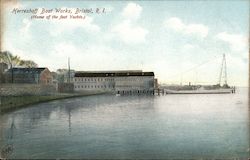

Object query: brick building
[5,67,52,84]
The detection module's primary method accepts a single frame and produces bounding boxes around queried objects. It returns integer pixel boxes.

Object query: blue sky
[2,0,249,86]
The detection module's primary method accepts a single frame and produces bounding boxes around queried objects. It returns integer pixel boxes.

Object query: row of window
[115,85,144,87]
[116,78,152,81]
[75,78,114,82]
[74,77,153,82]
[75,85,115,89]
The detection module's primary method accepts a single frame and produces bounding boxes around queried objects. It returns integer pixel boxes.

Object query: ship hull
[165,89,234,94]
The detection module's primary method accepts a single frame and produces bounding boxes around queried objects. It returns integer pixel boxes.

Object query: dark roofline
[74,72,154,77]
[76,70,142,73]
[10,67,47,70]
[6,67,49,73]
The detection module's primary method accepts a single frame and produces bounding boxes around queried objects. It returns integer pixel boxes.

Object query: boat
[164,88,234,94]
[163,54,236,94]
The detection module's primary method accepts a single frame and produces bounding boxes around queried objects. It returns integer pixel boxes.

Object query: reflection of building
[154,78,158,89]
[5,67,52,84]
[74,70,154,94]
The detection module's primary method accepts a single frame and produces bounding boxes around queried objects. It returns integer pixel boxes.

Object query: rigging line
[167,55,221,80]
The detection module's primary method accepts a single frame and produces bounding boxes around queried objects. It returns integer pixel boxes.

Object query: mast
[218,54,227,86]
[224,54,227,85]
[68,57,70,83]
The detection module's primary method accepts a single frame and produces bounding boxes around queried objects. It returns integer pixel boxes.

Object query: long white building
[73,70,155,95]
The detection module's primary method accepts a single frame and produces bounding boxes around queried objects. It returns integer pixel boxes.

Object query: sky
[2,0,249,86]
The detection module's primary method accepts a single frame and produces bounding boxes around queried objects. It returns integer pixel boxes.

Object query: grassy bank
[0,91,106,113]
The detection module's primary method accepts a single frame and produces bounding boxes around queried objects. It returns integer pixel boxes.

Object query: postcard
[0,0,249,159]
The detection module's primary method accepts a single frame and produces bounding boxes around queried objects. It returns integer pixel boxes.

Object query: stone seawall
[0,84,56,96]
[0,91,106,113]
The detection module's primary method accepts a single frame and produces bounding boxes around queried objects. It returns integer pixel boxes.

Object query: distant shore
[0,91,106,113]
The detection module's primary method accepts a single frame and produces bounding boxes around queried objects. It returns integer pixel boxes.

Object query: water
[0,88,249,159]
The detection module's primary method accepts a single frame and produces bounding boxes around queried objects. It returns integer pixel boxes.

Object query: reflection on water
[0,88,249,159]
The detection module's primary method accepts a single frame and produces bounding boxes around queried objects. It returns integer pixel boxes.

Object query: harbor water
[0,87,249,159]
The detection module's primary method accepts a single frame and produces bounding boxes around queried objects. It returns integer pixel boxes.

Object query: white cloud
[19,18,31,38]
[165,17,209,38]
[2,42,45,68]
[2,43,29,60]
[183,44,195,50]
[122,2,142,20]
[111,3,148,44]
[29,42,81,70]
[165,17,184,31]
[50,15,100,36]
[216,32,248,52]
[112,20,148,44]
[45,42,120,71]
[185,24,208,38]
[53,42,80,57]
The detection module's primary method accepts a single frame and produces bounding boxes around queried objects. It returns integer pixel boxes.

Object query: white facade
[73,71,154,94]
[115,76,154,94]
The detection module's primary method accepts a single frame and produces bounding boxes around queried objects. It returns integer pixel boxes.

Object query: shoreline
[0,91,107,113]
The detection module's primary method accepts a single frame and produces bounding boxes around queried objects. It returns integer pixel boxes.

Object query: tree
[0,51,21,67]
[0,51,39,83]
[0,51,10,64]
[19,60,38,67]
[0,51,37,68]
